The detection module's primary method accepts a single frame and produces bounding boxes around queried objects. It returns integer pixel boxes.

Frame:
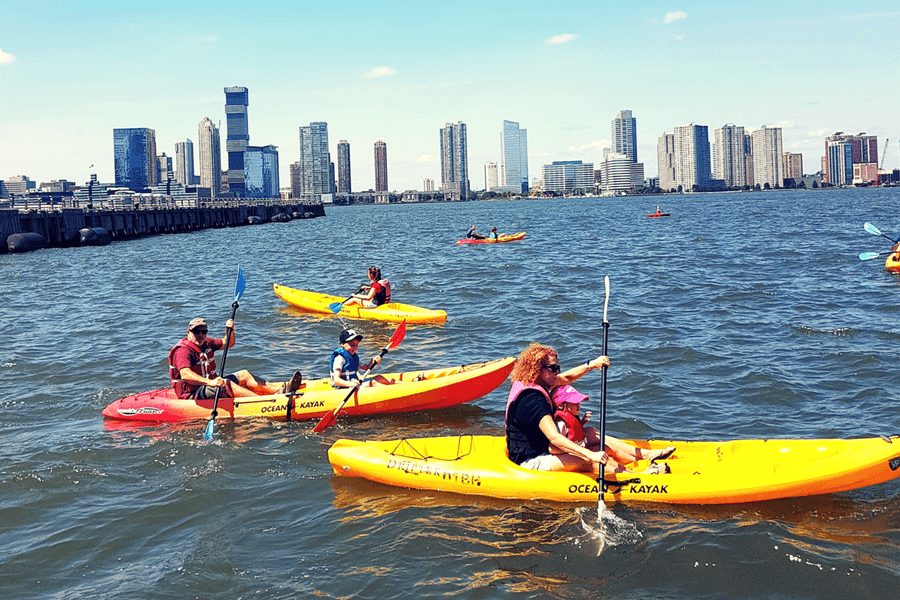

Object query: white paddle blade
[602,275,611,324]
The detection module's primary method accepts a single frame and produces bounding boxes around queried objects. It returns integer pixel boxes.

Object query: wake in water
[576,504,643,555]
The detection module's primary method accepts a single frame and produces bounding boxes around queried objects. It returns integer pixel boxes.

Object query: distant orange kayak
[456,232,526,245]
[647,212,671,218]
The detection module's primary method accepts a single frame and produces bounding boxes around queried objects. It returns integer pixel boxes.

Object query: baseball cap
[187,318,207,331]
[553,384,589,407]
[339,329,363,344]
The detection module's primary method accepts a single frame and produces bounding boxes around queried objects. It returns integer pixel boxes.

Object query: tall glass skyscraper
[500,120,528,193]
[298,122,330,195]
[174,139,196,185]
[244,145,280,198]
[336,140,351,193]
[114,127,157,190]
[673,123,711,191]
[612,110,638,163]
[198,117,221,195]
[374,140,388,192]
[440,122,469,201]
[224,86,249,197]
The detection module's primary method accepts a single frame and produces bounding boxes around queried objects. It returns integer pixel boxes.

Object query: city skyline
[2,1,900,191]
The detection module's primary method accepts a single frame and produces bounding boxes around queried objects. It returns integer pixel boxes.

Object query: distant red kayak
[647,212,671,218]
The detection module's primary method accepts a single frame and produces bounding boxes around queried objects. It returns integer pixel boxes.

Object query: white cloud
[0,48,16,64]
[416,154,434,163]
[567,139,610,154]
[770,119,796,129]
[200,35,218,44]
[546,33,578,46]
[664,10,688,24]
[674,34,685,42]
[364,66,397,79]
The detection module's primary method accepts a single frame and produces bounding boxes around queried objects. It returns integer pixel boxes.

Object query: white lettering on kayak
[118,407,164,416]
[386,458,481,487]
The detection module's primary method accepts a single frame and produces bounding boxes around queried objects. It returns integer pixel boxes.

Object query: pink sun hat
[552,384,589,407]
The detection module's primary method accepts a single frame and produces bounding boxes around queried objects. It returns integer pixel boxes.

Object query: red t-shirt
[171,338,225,381]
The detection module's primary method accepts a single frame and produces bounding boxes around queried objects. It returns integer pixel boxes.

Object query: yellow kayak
[456,232,527,245]
[329,434,900,505]
[273,283,447,324]
[885,251,900,273]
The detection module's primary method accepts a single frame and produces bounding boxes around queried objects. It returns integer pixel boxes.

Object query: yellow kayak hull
[885,252,900,273]
[273,283,447,324]
[329,434,900,505]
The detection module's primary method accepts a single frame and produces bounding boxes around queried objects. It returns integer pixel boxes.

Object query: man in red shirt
[168,317,301,399]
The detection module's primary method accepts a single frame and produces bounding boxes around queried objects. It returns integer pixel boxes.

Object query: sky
[2,1,900,192]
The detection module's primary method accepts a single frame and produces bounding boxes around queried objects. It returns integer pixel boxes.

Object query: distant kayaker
[343,266,392,309]
[549,383,674,471]
[490,227,499,240]
[655,205,661,215]
[330,328,395,388]
[168,318,302,399]
[505,343,673,474]
[466,225,487,240]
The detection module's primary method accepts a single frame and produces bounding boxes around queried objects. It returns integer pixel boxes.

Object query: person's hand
[225,319,234,329]
[371,355,382,366]
[589,450,609,465]
[352,379,362,388]
[582,411,592,423]
[210,376,227,387]
[588,356,610,370]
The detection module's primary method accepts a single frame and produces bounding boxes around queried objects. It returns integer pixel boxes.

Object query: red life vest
[554,409,586,443]
[167,338,219,398]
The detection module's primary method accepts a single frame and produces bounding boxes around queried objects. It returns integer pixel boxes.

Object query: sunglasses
[192,328,208,335]
[541,363,561,373]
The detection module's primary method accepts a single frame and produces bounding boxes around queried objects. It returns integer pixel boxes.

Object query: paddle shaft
[313,350,385,432]
[208,301,239,421]
[598,320,609,499]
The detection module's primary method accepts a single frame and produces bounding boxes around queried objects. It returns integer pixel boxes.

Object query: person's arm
[223,319,235,349]
[538,415,607,464]
[179,367,226,388]
[351,286,377,301]
[557,356,609,385]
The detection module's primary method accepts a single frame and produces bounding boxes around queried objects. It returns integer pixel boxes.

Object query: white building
[751,126,784,188]
[542,161,594,193]
[422,177,434,192]
[484,161,498,191]
[198,118,221,195]
[600,152,644,194]
[712,124,747,188]
[657,133,676,191]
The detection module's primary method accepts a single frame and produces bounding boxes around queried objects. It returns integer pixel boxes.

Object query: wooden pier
[1,200,325,253]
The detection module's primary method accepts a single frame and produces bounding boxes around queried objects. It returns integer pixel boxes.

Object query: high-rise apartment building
[612,110,638,163]
[224,86,249,196]
[782,152,803,181]
[672,124,711,191]
[114,127,157,190]
[244,145,279,198]
[712,124,747,188]
[174,139,196,185]
[374,140,388,192]
[198,117,221,195]
[289,161,302,198]
[337,140,351,193]
[298,122,330,196]
[542,160,594,192]
[422,178,434,192]
[484,161,499,191]
[656,133,676,191]
[440,122,470,200]
[751,126,784,188]
[500,120,528,193]
[743,133,755,187]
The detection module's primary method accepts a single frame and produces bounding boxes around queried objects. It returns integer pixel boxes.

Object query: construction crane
[879,138,889,170]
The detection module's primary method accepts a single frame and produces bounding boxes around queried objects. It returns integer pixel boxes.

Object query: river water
[1,188,898,598]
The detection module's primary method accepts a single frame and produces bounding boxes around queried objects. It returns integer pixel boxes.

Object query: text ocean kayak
[328,434,900,505]
[456,232,527,245]
[273,283,447,324]
[102,357,515,423]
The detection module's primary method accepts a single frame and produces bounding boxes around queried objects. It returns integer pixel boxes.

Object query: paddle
[863,222,900,244]
[858,251,895,261]
[328,284,366,313]
[312,320,407,433]
[203,267,247,441]
[598,275,611,518]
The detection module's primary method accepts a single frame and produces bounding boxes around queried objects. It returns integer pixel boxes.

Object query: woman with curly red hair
[505,343,673,473]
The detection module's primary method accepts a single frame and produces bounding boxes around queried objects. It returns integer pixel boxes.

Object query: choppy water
[1,188,898,599]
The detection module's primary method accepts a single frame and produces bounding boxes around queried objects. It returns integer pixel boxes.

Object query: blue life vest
[330,347,360,384]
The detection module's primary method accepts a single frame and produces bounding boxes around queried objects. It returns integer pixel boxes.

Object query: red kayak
[647,212,671,218]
